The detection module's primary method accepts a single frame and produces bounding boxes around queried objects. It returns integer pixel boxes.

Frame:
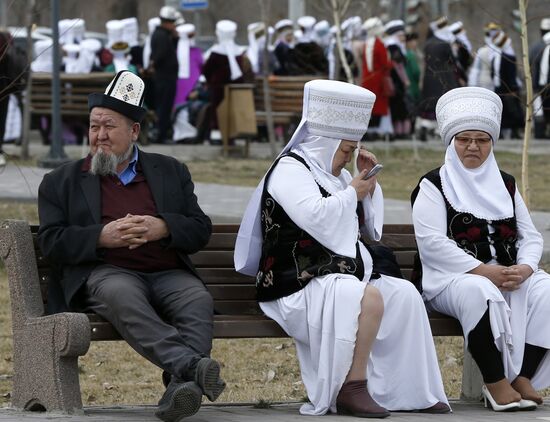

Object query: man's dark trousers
[84,264,213,381]
[154,75,177,143]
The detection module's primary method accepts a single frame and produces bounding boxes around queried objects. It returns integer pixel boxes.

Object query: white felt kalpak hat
[436,87,502,146]
[159,5,178,21]
[288,79,376,145]
[88,70,146,122]
[297,16,316,30]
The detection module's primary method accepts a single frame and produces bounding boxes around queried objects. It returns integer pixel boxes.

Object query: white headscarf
[297,16,316,43]
[177,24,195,79]
[436,86,511,220]
[31,39,54,73]
[211,20,244,81]
[294,135,347,195]
[77,38,101,73]
[363,17,384,73]
[247,22,265,74]
[111,48,130,73]
[62,44,80,73]
[440,137,513,220]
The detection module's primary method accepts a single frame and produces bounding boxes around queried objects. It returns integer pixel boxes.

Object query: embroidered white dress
[260,157,449,415]
[413,178,550,389]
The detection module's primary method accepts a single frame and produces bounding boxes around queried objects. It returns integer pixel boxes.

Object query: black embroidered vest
[256,153,365,302]
[411,168,518,265]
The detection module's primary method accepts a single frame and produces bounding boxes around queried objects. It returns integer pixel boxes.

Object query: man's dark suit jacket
[37,149,212,312]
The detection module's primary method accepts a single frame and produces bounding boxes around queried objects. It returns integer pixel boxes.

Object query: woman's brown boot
[336,380,390,418]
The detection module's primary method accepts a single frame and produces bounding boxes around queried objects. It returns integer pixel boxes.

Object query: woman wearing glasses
[411,87,550,412]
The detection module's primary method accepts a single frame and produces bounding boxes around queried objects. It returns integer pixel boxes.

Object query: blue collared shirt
[118,145,139,185]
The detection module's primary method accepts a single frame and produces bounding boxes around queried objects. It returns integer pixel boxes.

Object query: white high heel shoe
[481,385,520,412]
[518,399,538,411]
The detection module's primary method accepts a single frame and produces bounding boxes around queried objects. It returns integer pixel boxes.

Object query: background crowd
[1,5,550,152]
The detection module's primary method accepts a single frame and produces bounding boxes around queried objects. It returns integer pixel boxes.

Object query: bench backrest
[254,75,325,113]
[30,72,115,116]
[33,224,417,316]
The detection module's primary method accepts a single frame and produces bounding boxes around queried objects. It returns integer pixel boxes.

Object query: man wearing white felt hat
[38,71,225,422]
[235,79,449,417]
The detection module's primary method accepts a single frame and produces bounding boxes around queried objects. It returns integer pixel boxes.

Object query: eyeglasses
[454,136,492,147]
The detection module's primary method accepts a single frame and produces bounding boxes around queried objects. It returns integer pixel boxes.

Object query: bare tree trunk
[259,0,277,157]
[21,0,35,160]
[330,0,353,83]
[518,0,532,209]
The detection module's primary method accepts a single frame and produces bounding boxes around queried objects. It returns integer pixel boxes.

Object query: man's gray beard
[90,144,134,176]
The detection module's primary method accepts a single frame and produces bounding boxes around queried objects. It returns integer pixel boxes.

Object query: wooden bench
[29,72,152,145]
[0,220,478,414]
[254,75,324,130]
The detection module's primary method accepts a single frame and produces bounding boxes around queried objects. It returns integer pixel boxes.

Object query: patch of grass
[186,149,550,211]
[0,201,39,224]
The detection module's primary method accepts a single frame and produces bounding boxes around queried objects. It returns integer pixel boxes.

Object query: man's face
[89,107,138,158]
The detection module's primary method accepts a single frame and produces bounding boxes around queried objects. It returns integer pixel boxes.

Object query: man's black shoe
[155,380,202,422]
[194,357,226,402]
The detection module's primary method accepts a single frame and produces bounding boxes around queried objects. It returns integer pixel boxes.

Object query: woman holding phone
[235,80,449,418]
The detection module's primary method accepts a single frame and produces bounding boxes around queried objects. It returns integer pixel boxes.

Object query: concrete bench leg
[11,313,90,413]
[460,347,483,401]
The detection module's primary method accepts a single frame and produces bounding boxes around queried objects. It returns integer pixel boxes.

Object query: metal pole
[0,0,7,27]
[38,0,69,168]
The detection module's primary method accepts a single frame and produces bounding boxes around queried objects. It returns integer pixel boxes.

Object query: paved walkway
[1,401,550,421]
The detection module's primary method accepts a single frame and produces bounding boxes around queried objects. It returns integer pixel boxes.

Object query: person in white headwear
[62,43,81,73]
[468,22,501,90]
[538,32,550,134]
[287,16,328,76]
[120,17,144,72]
[449,21,472,86]
[383,20,410,138]
[174,23,203,107]
[491,32,523,139]
[72,18,85,44]
[234,79,450,417]
[412,86,550,412]
[58,19,75,45]
[361,17,393,139]
[202,20,252,140]
[150,5,180,143]
[418,17,460,141]
[104,41,138,74]
[341,16,362,81]
[296,15,316,43]
[31,39,54,73]
[78,38,102,73]
[530,19,550,139]
[246,22,265,74]
[273,19,295,75]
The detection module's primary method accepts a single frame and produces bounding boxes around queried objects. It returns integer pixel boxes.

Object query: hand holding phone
[363,163,383,180]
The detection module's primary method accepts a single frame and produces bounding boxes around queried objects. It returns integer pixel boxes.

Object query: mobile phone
[363,164,383,180]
